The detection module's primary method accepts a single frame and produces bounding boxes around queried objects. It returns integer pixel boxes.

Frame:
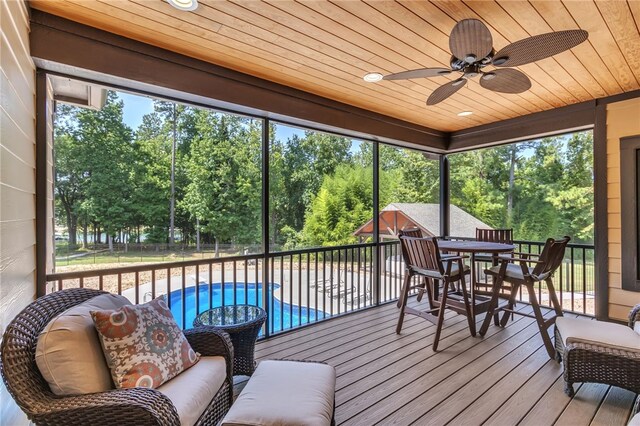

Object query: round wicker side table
[194,305,267,376]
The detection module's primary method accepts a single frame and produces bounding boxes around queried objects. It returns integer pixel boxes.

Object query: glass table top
[194,305,266,328]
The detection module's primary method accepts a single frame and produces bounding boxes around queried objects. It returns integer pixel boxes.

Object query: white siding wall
[1,0,36,423]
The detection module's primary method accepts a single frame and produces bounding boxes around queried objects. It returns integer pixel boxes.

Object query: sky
[117,92,154,129]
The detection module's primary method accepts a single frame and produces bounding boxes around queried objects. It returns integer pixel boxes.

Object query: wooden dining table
[437,240,515,336]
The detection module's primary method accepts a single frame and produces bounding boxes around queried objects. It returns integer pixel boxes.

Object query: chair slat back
[476,228,513,244]
[399,229,442,275]
[399,228,423,238]
[531,236,571,280]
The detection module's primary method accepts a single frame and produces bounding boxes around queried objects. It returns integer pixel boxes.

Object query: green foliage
[182,112,262,244]
[301,166,373,247]
[54,90,595,259]
[449,131,594,243]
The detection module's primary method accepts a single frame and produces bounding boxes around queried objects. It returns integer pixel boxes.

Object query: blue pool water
[168,282,325,332]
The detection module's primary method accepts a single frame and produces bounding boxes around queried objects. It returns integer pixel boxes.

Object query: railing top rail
[266,242,376,257]
[47,242,378,281]
[47,252,264,280]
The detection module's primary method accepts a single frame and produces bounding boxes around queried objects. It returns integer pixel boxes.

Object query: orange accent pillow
[91,297,199,389]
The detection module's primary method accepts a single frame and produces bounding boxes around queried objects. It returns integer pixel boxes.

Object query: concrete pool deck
[121,267,375,317]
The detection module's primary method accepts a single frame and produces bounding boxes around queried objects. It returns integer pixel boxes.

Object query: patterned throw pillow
[91,297,199,389]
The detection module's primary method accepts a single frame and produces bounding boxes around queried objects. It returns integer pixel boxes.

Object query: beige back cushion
[36,293,131,395]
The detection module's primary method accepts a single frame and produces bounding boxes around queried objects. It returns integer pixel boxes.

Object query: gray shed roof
[381,203,492,238]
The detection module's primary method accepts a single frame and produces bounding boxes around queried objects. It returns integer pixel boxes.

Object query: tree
[301,165,373,246]
[54,93,133,250]
[73,92,134,251]
[54,105,86,248]
[130,111,172,243]
[182,111,262,248]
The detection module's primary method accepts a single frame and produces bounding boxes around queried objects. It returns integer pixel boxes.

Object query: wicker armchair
[555,304,640,397]
[0,288,234,425]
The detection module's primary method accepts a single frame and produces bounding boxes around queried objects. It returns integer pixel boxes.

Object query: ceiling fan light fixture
[363,72,384,83]
[464,54,477,63]
[492,56,509,66]
[457,111,473,117]
[482,72,496,80]
[452,78,466,87]
[167,0,198,11]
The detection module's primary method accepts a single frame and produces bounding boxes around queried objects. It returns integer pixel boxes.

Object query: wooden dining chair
[396,228,426,308]
[474,228,514,291]
[397,231,472,351]
[479,236,571,358]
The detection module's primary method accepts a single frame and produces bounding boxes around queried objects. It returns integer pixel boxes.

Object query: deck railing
[448,237,596,316]
[46,238,595,336]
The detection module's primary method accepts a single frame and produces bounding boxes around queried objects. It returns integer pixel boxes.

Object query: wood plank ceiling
[30,0,640,132]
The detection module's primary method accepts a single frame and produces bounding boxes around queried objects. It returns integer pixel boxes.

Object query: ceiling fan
[382,19,588,106]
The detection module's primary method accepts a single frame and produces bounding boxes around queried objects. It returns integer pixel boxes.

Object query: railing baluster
[221,263,226,308]
[350,247,355,312]
[315,253,319,322]
[195,265,200,318]
[330,249,334,317]
[582,247,587,314]
[244,258,248,305]
[570,247,575,312]
[117,273,122,296]
[280,255,284,332]
[79,277,84,289]
[166,268,171,310]
[298,253,302,327]
[270,256,275,333]
[151,270,155,299]
[209,262,213,310]
[181,266,186,329]
[322,250,327,320]
[289,254,293,328]
[99,275,103,291]
[233,260,237,307]
[306,253,310,324]
[357,247,361,309]
[254,258,259,308]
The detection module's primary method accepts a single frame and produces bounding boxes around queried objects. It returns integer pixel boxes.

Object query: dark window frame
[620,134,640,292]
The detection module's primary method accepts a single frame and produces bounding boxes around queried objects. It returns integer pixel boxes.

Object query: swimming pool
[168,282,324,332]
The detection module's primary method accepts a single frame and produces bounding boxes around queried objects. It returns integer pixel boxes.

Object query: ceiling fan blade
[449,19,493,62]
[383,68,452,80]
[480,69,531,94]
[427,78,467,105]
[492,30,588,67]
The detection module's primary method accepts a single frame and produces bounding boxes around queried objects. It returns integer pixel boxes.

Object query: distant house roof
[353,203,492,239]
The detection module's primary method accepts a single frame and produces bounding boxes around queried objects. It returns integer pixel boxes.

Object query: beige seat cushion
[556,316,640,353]
[156,356,227,426]
[222,360,335,426]
[487,263,533,281]
[36,293,131,395]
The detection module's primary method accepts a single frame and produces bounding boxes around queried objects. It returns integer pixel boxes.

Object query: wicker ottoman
[221,360,336,426]
[555,311,640,397]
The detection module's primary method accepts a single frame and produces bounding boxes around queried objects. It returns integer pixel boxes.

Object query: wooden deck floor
[254,297,638,426]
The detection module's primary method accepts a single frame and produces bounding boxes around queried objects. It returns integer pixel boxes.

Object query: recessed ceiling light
[363,73,384,83]
[167,0,198,11]
[457,111,473,117]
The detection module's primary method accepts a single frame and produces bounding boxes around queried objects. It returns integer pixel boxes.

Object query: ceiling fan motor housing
[450,49,495,72]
